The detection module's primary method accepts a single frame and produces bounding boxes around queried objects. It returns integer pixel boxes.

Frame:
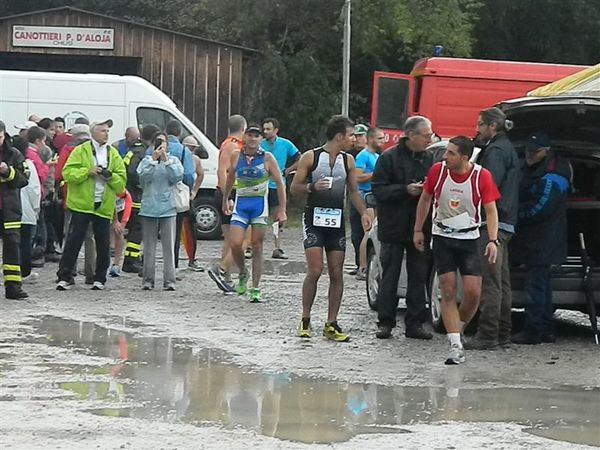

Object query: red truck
[371,57,587,148]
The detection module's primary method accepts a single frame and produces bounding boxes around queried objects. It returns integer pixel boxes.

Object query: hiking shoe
[56,280,72,291]
[235,271,249,295]
[91,281,105,291]
[109,265,121,277]
[271,248,288,259]
[249,287,262,302]
[122,260,142,273]
[376,324,392,339]
[187,260,204,272]
[164,284,176,291]
[323,322,350,342]
[245,248,253,259]
[208,263,234,293]
[355,267,367,281]
[44,252,61,263]
[347,267,358,276]
[445,344,465,365]
[405,326,434,340]
[511,330,542,345]
[297,318,312,338]
[463,333,498,350]
[5,286,29,300]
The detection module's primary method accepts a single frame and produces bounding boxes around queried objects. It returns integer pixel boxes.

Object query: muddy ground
[0,229,599,449]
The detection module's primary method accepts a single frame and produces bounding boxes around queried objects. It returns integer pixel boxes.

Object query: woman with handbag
[137,132,184,290]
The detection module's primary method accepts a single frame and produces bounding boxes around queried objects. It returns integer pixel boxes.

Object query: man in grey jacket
[466,107,520,350]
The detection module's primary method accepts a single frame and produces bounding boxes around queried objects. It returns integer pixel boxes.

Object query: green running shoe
[323,321,350,342]
[249,287,262,303]
[235,271,249,295]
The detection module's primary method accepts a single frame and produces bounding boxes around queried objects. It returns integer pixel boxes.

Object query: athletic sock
[447,332,462,348]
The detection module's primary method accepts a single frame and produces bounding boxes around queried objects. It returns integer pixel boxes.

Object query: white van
[0,70,222,239]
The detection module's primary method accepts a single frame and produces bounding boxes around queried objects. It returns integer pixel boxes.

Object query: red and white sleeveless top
[432,162,483,240]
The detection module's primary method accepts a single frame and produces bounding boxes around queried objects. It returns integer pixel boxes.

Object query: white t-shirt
[92,139,108,202]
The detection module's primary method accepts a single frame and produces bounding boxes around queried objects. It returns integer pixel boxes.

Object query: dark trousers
[524,265,555,336]
[57,211,110,284]
[349,203,364,268]
[123,207,143,264]
[1,211,23,290]
[174,211,185,269]
[376,241,430,329]
[43,199,59,253]
[477,229,513,340]
[20,224,36,278]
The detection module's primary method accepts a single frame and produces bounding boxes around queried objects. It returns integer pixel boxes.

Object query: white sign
[12,25,114,50]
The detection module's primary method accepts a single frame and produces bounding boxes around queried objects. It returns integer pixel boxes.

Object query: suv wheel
[192,195,222,240]
[366,245,379,311]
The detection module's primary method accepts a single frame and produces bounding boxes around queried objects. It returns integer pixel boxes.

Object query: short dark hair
[263,117,280,129]
[12,136,29,155]
[166,119,182,137]
[367,127,382,139]
[141,124,161,142]
[449,135,475,159]
[38,117,54,130]
[54,116,65,124]
[75,117,89,125]
[325,115,354,141]
[26,126,47,144]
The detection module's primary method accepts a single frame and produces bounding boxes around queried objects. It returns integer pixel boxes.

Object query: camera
[154,137,164,148]
[100,167,112,179]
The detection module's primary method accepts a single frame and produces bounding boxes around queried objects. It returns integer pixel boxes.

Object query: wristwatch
[488,239,500,246]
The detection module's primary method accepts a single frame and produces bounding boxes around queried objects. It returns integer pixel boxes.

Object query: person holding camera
[137,132,184,290]
[56,119,127,291]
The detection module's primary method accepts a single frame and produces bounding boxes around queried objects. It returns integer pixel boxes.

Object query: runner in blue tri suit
[221,124,287,302]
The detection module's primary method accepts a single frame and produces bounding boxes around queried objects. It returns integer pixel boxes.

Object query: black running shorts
[302,213,346,252]
[433,235,482,276]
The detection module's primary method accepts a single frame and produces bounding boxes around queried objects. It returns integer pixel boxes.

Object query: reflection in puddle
[14,316,600,446]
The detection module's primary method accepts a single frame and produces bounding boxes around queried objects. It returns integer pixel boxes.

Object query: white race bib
[313,207,342,228]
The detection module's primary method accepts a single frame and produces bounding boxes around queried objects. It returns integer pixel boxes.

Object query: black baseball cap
[244,124,262,136]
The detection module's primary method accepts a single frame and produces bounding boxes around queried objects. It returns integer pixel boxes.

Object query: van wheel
[428,266,445,333]
[192,195,222,240]
[366,244,379,311]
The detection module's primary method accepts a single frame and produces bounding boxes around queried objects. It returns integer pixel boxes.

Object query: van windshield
[137,107,193,140]
[375,77,409,130]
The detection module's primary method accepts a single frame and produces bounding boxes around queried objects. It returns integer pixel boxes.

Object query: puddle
[6,315,600,446]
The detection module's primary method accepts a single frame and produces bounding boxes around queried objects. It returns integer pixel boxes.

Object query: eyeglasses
[416,132,434,139]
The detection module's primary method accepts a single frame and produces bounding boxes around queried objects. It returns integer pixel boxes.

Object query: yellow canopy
[528,63,600,97]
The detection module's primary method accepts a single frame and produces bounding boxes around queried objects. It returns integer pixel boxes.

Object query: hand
[361,210,373,231]
[407,182,424,196]
[276,209,287,224]
[191,189,198,200]
[312,179,330,191]
[112,221,125,235]
[362,208,375,232]
[223,198,234,215]
[485,242,498,264]
[413,231,425,252]
[89,166,103,176]
[0,162,8,176]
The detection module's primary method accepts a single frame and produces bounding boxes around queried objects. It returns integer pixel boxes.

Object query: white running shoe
[91,281,105,290]
[445,344,466,365]
[56,280,71,291]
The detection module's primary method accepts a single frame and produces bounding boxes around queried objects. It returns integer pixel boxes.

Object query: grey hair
[404,115,432,135]
[480,107,514,131]
[228,114,247,133]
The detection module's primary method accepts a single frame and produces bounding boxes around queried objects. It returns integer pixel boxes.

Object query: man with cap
[56,119,127,291]
[260,117,300,260]
[510,131,571,345]
[221,124,287,302]
[15,121,37,138]
[0,120,30,299]
[348,123,369,275]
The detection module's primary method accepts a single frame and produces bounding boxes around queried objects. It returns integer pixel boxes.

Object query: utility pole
[341,0,351,116]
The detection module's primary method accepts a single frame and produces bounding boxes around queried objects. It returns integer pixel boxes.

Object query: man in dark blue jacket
[510,132,571,345]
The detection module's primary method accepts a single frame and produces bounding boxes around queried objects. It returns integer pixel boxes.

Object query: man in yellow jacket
[56,119,126,291]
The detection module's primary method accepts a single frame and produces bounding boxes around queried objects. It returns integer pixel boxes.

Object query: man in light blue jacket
[138,131,184,290]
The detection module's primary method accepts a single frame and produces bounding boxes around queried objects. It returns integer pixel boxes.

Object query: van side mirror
[364,192,376,209]
[197,147,209,159]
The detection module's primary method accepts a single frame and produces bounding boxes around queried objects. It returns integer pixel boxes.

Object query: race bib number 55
[313,207,342,228]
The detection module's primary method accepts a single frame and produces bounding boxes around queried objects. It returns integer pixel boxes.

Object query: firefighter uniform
[121,141,145,272]
[0,130,30,299]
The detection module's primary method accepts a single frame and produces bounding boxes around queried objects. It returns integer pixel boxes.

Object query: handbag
[174,181,190,213]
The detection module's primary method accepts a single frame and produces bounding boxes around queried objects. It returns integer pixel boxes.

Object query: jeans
[142,216,176,288]
[477,229,513,340]
[57,211,110,284]
[349,203,363,268]
[20,224,36,278]
[524,265,555,336]
[376,241,430,329]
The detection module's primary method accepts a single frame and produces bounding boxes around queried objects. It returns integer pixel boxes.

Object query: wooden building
[0,6,257,144]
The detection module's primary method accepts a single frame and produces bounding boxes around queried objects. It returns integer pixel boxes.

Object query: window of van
[375,77,409,130]
[137,107,192,139]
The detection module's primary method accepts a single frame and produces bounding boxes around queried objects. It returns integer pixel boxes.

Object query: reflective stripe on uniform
[0,167,16,183]
[3,264,21,272]
[132,202,141,209]
[4,274,22,282]
[126,242,142,250]
[4,221,21,230]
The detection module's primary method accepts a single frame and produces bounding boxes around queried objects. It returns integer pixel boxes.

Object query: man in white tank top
[413,136,500,365]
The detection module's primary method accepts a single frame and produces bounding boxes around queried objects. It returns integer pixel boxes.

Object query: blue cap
[526,131,551,153]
